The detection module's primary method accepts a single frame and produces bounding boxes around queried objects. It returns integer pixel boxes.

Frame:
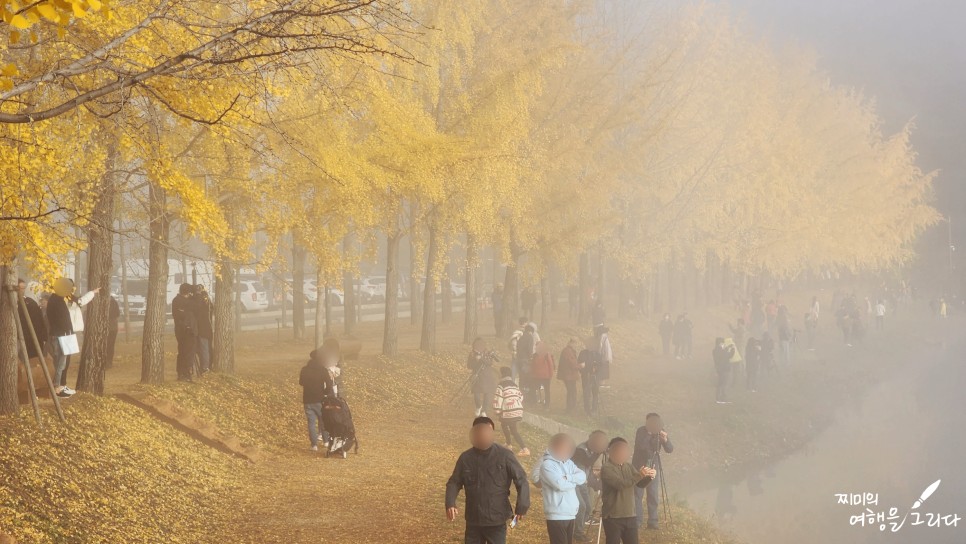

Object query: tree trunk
[141,182,168,384]
[577,252,590,325]
[212,259,235,373]
[342,235,357,336]
[324,282,332,337]
[419,223,440,352]
[77,164,117,394]
[596,244,606,313]
[501,252,521,333]
[314,268,324,348]
[463,236,478,344]
[409,231,422,325]
[666,260,676,314]
[540,276,550,333]
[441,261,453,324]
[0,265,18,415]
[119,221,131,344]
[292,238,306,340]
[382,232,401,356]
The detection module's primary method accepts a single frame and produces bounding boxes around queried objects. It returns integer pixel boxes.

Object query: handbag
[58,334,80,356]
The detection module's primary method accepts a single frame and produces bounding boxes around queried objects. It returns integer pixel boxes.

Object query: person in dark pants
[658,314,673,357]
[601,437,655,544]
[17,279,47,358]
[193,285,214,374]
[572,430,609,541]
[533,433,586,544]
[713,338,734,404]
[446,417,530,544]
[468,337,498,418]
[632,414,673,530]
[578,344,599,417]
[171,283,198,382]
[299,349,327,451]
[557,338,581,413]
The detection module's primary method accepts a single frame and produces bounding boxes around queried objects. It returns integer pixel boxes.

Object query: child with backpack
[493,367,530,457]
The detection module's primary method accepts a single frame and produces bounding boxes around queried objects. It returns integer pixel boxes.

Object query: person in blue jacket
[531,433,587,544]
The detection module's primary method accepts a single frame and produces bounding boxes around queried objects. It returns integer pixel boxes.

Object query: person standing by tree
[521,287,537,321]
[658,314,673,357]
[193,285,214,374]
[446,417,530,544]
[557,338,581,414]
[172,283,198,382]
[514,323,536,392]
[46,279,75,398]
[875,300,886,331]
[64,279,99,391]
[601,437,655,544]
[17,279,47,360]
[533,433,586,544]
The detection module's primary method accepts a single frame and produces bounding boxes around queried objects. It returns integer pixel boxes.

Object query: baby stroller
[321,394,359,459]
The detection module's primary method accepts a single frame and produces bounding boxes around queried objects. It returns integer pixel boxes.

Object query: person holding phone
[446,417,530,544]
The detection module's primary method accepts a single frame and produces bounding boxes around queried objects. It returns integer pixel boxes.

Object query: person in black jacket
[713,338,734,404]
[17,279,47,358]
[193,285,214,374]
[46,279,75,397]
[446,417,530,544]
[171,283,197,382]
[299,350,328,451]
[658,314,673,357]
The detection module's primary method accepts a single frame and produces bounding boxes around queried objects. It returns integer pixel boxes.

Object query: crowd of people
[171,283,215,382]
[446,415,673,544]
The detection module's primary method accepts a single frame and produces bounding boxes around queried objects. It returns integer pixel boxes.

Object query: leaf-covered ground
[3,296,929,543]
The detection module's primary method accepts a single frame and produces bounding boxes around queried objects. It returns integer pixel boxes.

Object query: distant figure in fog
[521,287,537,321]
[713,337,734,404]
[557,338,581,413]
[468,337,498,418]
[658,314,673,357]
[446,417,530,544]
[875,300,886,331]
[530,341,555,409]
[595,325,612,387]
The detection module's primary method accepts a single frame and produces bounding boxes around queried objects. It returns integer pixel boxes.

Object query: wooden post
[18,292,65,422]
[11,290,41,426]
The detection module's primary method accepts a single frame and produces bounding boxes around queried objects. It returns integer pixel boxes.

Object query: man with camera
[468,338,499,418]
[632,413,674,530]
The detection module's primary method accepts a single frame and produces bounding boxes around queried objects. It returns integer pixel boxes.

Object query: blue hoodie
[532,450,588,520]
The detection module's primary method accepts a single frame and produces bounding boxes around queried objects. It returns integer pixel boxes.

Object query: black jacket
[632,427,674,469]
[46,294,72,337]
[193,295,213,339]
[19,296,47,357]
[172,294,197,337]
[445,445,530,526]
[299,362,326,404]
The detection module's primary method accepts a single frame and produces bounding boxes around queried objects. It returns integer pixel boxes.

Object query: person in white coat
[62,279,99,391]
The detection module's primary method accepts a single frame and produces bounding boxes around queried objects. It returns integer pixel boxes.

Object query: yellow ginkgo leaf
[9,14,31,29]
[36,4,59,22]
[72,1,87,18]
[1,63,18,77]
[0,78,12,91]
[9,30,20,44]
[88,0,103,11]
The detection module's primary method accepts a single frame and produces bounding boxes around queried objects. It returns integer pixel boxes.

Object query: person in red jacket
[557,338,581,414]
[530,341,555,410]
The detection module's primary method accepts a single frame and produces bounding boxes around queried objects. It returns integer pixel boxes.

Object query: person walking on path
[299,350,328,451]
[658,314,673,357]
[557,338,581,414]
[532,433,586,544]
[601,437,655,544]
[493,367,530,457]
[446,417,530,544]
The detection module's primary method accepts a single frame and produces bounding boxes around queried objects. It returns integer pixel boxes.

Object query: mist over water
[686,316,966,543]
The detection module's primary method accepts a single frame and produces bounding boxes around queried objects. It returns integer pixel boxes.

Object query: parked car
[125,295,147,319]
[237,280,269,312]
[358,277,386,302]
[450,282,466,297]
[286,279,319,304]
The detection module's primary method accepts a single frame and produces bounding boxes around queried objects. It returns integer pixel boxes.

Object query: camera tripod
[649,448,673,527]
[449,352,497,407]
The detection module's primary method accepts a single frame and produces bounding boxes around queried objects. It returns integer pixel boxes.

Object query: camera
[485,350,500,362]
